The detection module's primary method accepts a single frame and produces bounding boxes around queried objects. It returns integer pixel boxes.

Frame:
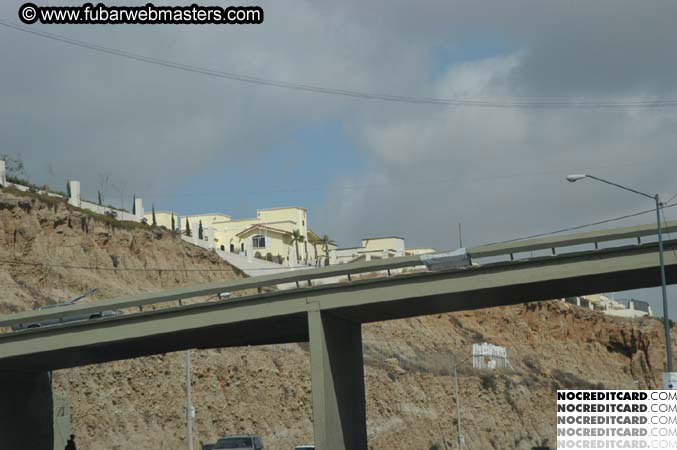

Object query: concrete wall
[144,211,177,229]
[0,160,6,187]
[361,237,405,256]
[332,247,363,264]
[184,214,230,237]
[406,247,436,256]
[0,167,138,223]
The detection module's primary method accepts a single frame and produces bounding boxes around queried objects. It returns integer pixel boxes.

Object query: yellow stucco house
[146,206,432,269]
[147,206,334,266]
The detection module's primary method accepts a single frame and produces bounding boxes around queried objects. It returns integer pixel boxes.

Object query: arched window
[220,245,225,251]
[241,243,244,252]
[230,243,235,252]
[252,234,266,248]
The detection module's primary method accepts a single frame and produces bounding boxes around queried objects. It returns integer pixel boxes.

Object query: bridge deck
[1,239,676,372]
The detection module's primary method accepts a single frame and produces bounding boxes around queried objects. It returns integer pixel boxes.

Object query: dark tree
[132,194,136,215]
[198,220,204,240]
[97,190,102,206]
[152,204,157,226]
[185,218,191,236]
[171,213,175,232]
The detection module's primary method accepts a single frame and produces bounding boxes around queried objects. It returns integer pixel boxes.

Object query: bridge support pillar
[308,307,367,450]
[0,371,53,449]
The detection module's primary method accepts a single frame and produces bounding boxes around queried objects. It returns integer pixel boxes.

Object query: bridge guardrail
[1,219,675,329]
[468,220,677,259]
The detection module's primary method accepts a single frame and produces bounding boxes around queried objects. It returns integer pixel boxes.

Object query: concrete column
[308,306,367,450]
[134,198,144,222]
[0,160,6,187]
[0,371,53,449]
[53,393,72,450]
[67,180,81,207]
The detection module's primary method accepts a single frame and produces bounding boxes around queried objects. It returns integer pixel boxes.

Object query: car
[11,288,121,331]
[214,435,264,450]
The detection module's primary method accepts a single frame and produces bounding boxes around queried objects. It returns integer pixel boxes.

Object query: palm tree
[320,234,334,266]
[291,229,303,264]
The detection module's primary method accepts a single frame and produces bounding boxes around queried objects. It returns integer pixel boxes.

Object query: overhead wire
[1,203,676,273]
[2,19,677,109]
[482,202,677,246]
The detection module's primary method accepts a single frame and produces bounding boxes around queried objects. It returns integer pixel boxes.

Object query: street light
[566,174,673,373]
[451,352,475,449]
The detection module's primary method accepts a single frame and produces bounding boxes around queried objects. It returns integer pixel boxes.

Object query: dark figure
[65,434,76,450]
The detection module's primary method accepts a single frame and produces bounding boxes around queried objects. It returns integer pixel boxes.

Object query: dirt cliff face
[0,189,673,450]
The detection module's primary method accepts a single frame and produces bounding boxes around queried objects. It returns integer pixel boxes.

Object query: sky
[1,0,677,311]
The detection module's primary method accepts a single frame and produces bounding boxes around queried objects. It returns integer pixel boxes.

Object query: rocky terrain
[0,188,674,450]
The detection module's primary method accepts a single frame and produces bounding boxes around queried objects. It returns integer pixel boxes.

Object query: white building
[563,294,653,318]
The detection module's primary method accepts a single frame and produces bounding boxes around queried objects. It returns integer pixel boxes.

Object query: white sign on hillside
[472,342,511,369]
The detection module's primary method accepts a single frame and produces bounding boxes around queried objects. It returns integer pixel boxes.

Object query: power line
[0,257,312,272]
[0,259,238,272]
[484,202,677,246]
[140,161,660,198]
[2,19,677,109]
[2,203,675,273]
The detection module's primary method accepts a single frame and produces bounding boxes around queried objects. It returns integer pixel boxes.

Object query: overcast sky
[1,0,677,310]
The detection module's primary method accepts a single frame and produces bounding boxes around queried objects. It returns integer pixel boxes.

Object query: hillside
[0,188,673,450]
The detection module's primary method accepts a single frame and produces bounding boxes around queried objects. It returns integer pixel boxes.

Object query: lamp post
[450,352,475,449]
[186,350,193,450]
[566,174,673,372]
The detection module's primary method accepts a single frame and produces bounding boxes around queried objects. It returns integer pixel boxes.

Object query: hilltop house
[330,237,435,264]
[148,206,335,266]
[145,206,434,269]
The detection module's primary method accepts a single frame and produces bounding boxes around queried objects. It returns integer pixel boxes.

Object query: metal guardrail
[0,255,425,328]
[0,219,674,329]
[468,220,677,258]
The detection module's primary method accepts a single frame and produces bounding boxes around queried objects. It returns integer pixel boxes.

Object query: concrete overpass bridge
[1,220,677,449]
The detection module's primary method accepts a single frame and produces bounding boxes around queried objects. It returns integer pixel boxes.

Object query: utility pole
[458,222,463,248]
[453,355,464,449]
[186,350,193,450]
[656,194,673,372]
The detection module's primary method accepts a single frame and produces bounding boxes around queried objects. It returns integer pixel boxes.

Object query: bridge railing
[468,220,677,259]
[1,219,675,329]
